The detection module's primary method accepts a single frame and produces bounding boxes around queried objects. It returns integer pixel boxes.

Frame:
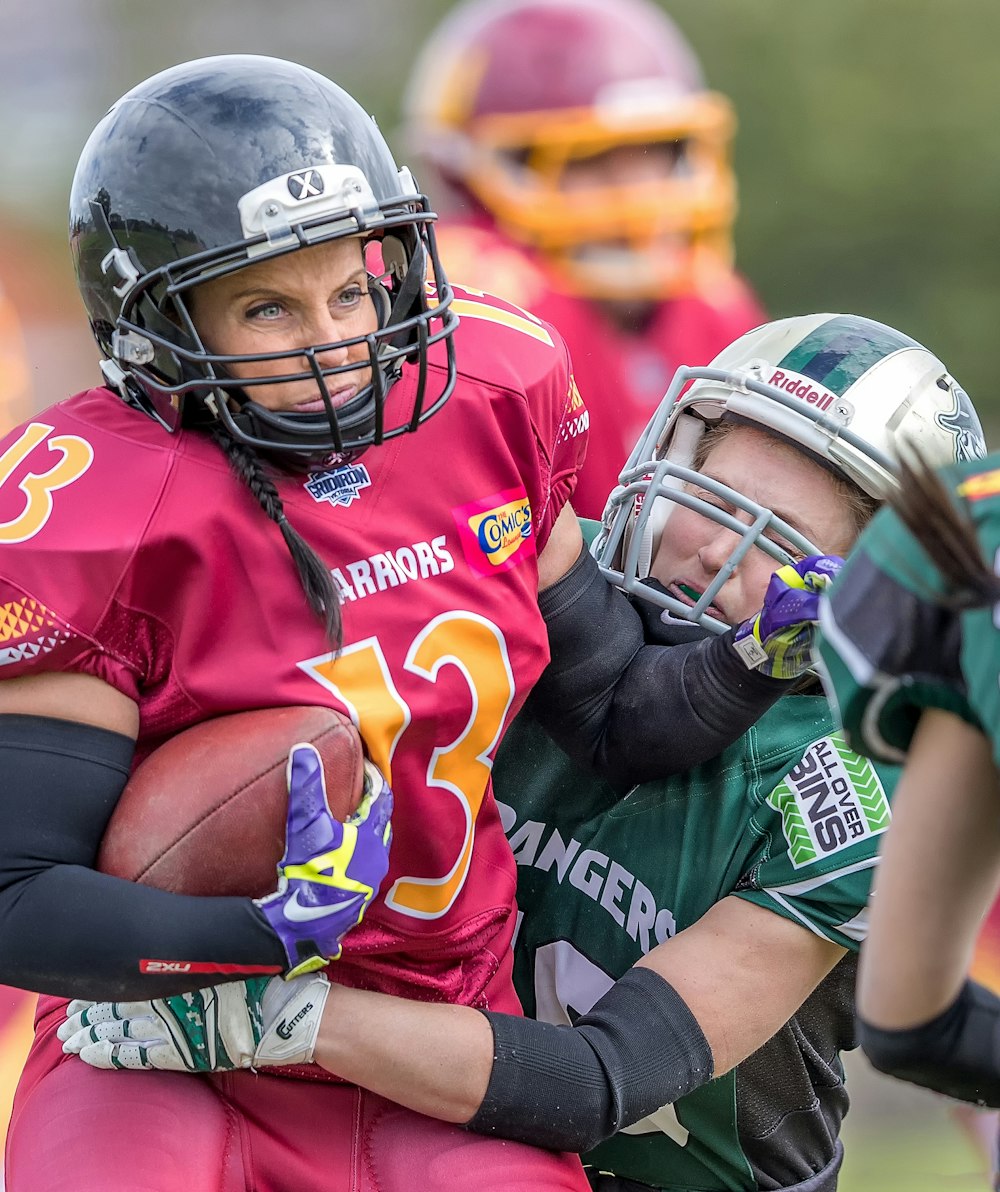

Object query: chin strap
[382,236,428,352]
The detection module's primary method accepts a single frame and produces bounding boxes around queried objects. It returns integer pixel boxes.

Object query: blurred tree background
[0,1,996,1187]
[673,0,1000,446]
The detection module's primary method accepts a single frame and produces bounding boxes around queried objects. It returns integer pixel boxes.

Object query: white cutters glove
[57,973,330,1072]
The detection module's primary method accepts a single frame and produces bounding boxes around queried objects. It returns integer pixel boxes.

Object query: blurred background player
[0,279,34,1188]
[401,0,766,518]
[0,281,33,432]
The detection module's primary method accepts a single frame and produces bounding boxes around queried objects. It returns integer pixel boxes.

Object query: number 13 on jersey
[299,611,515,921]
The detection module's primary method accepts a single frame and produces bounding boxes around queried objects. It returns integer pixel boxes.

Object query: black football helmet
[70,54,458,461]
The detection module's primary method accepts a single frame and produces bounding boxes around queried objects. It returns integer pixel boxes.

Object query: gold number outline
[299,611,515,920]
[0,423,94,544]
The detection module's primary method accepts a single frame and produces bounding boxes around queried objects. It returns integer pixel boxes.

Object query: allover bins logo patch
[767,735,890,868]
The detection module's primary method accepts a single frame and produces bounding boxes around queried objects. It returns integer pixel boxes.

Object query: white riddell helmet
[593,312,987,631]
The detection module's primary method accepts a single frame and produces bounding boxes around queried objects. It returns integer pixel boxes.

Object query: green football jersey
[957,457,1000,762]
[493,694,898,1191]
[817,452,998,765]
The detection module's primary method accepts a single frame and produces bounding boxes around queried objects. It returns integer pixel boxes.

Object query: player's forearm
[859,981,1000,1108]
[0,713,285,999]
[859,710,1000,1029]
[314,984,494,1122]
[0,865,283,1000]
[316,968,714,1156]
[532,545,784,789]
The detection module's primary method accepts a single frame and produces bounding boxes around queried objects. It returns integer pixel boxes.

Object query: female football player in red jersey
[58,314,987,1191]
[401,0,768,519]
[0,54,822,1192]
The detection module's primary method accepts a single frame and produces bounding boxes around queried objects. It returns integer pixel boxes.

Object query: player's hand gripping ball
[733,554,844,680]
[60,749,393,1070]
[97,706,368,898]
[255,746,393,978]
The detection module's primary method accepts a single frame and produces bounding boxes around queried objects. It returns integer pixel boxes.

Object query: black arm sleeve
[0,714,285,1001]
[466,966,713,1153]
[859,981,1000,1107]
[532,546,788,790]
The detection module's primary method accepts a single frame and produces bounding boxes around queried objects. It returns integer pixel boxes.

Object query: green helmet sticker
[777,315,920,397]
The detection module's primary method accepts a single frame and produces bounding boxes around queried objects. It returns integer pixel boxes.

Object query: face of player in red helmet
[403,0,738,303]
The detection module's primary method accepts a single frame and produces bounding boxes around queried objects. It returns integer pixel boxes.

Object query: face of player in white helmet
[648,425,857,626]
[593,313,986,633]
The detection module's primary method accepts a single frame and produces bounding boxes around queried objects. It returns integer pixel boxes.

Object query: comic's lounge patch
[452,487,534,577]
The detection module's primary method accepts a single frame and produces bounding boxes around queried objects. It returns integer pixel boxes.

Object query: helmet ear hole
[368,277,392,328]
[368,231,425,330]
[380,235,408,283]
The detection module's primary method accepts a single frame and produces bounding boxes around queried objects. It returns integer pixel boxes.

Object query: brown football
[97,705,364,898]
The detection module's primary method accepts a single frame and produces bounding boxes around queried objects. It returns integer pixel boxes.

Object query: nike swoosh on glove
[57,973,330,1072]
[733,554,844,680]
[256,745,393,979]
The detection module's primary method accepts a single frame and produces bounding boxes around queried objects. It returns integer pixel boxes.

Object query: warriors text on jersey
[0,285,586,1025]
[493,694,898,1191]
[435,216,766,519]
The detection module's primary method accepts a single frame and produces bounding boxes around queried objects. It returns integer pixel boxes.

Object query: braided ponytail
[893,451,1000,611]
[209,424,343,647]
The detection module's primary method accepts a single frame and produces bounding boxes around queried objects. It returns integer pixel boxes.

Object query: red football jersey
[435,217,767,520]
[0,284,586,1015]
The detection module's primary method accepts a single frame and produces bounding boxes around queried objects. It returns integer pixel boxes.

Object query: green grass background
[841,1051,992,1191]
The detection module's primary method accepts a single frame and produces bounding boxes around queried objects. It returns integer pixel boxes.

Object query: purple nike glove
[733,554,844,680]
[255,744,393,979]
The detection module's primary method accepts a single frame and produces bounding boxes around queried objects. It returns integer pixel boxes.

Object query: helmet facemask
[71,55,460,469]
[461,88,737,302]
[596,380,827,635]
[90,174,456,467]
[594,313,987,632]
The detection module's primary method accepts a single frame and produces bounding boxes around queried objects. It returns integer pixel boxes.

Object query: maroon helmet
[403,0,738,300]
